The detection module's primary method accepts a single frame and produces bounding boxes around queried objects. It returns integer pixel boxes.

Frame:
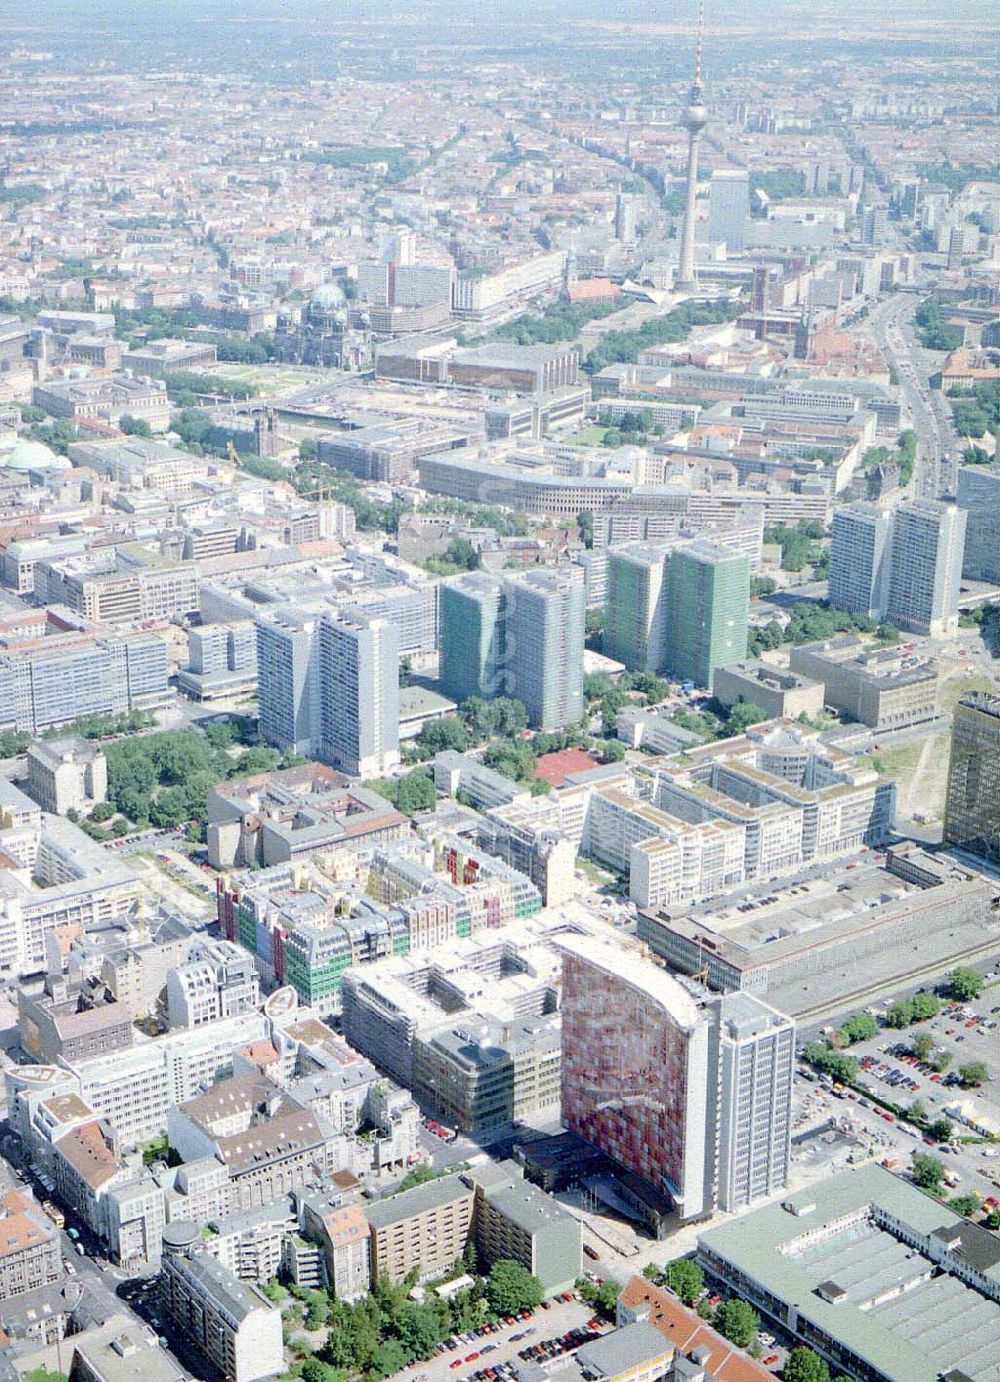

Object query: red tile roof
[618,1277,773,1381]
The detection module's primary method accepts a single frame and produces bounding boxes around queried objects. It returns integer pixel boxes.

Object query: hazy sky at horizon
[1,0,996,21]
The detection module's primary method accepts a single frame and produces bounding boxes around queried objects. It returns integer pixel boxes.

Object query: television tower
[676,0,708,291]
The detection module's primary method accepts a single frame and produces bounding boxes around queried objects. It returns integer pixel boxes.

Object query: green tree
[909,1099,928,1127]
[492,698,527,736]
[304,1288,329,1329]
[299,436,318,461]
[949,1193,981,1218]
[727,701,768,734]
[393,1301,448,1359]
[837,1013,878,1045]
[713,1299,759,1347]
[485,1260,543,1315]
[958,1061,988,1088]
[394,769,438,816]
[414,715,470,758]
[886,998,915,1028]
[369,1339,410,1380]
[662,1258,704,1307]
[593,1278,622,1320]
[911,1153,945,1192]
[119,413,152,437]
[234,746,283,776]
[0,730,31,758]
[915,297,963,352]
[149,784,190,828]
[396,1164,440,1192]
[911,991,940,1021]
[912,1032,935,1061]
[750,576,777,597]
[577,509,594,550]
[600,738,626,763]
[949,967,983,1000]
[929,1117,953,1142]
[783,1348,830,1382]
[803,1042,859,1085]
[300,1361,342,1382]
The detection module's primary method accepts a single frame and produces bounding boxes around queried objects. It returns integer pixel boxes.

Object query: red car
[450,1361,462,1370]
[465,1354,479,1363]
[763,1355,778,1366]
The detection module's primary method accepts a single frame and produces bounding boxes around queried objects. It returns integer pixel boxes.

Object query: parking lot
[842,990,1000,1136]
[405,1296,598,1382]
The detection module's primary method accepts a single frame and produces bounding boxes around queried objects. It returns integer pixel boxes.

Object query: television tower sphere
[684,93,708,133]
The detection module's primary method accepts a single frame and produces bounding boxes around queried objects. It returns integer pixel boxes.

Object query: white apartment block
[0,786,141,977]
[166,940,260,1029]
[161,1226,284,1382]
[711,991,795,1213]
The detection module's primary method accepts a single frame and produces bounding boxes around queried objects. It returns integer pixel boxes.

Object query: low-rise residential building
[468,1161,581,1296]
[297,1195,371,1302]
[24,737,108,817]
[68,1322,188,1382]
[366,1174,475,1285]
[165,940,260,1029]
[32,376,171,432]
[167,1074,327,1212]
[574,1322,674,1382]
[0,1185,62,1301]
[18,975,133,1065]
[207,762,408,869]
[0,791,142,979]
[617,1276,774,1381]
[160,1221,284,1382]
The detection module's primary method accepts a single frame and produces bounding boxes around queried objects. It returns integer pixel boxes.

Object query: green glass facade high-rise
[504,568,585,730]
[439,569,585,730]
[439,573,507,704]
[604,545,669,672]
[665,542,750,688]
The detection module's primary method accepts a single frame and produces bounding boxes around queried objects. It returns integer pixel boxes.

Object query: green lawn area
[938,673,996,713]
[575,854,618,885]
[209,362,322,396]
[565,425,607,447]
[868,739,924,781]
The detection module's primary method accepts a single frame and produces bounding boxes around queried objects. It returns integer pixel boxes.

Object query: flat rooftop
[699,1164,1000,1382]
[557,934,703,1032]
[642,851,1000,1017]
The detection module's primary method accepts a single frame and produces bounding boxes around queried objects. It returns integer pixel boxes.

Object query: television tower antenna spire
[694,0,705,90]
[676,0,709,291]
